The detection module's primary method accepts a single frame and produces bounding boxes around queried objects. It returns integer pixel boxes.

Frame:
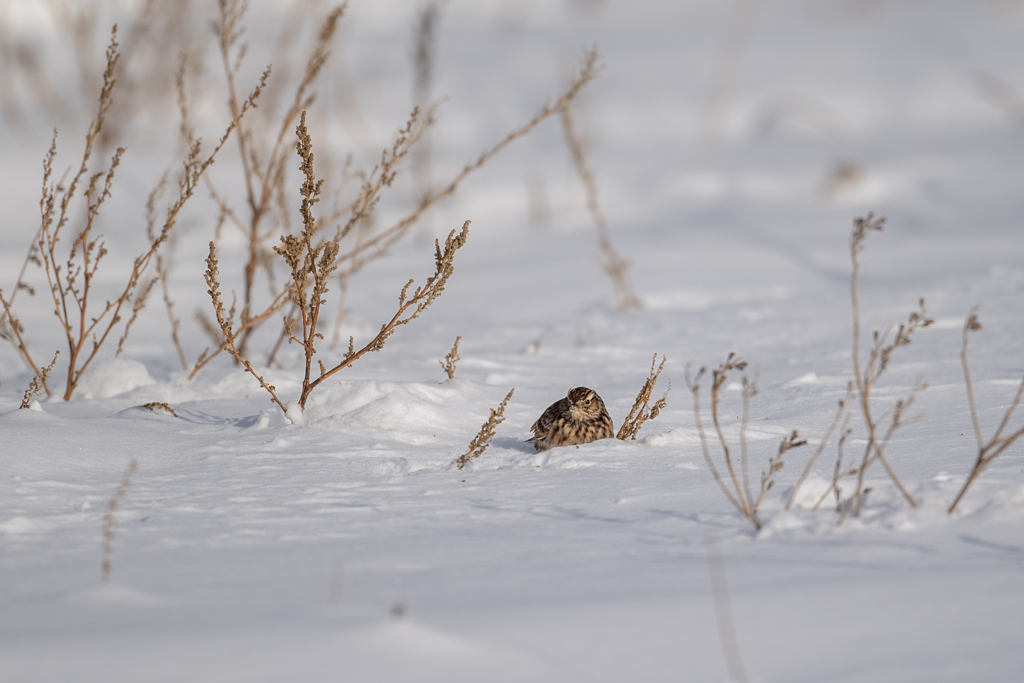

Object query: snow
[2,1,1024,681]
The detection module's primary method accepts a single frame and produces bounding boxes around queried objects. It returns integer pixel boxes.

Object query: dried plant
[560,104,642,311]
[617,353,668,440]
[327,48,601,346]
[947,308,1024,513]
[180,2,343,371]
[19,27,258,401]
[142,401,178,417]
[812,416,858,514]
[687,353,806,530]
[847,214,932,516]
[144,174,188,370]
[456,388,514,470]
[0,289,49,396]
[785,382,854,510]
[206,112,472,413]
[439,336,461,379]
[101,458,138,585]
[20,351,59,409]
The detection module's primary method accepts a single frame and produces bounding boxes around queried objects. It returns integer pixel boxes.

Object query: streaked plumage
[528,387,614,452]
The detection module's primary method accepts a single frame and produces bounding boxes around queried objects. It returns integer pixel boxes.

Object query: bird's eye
[585,399,591,405]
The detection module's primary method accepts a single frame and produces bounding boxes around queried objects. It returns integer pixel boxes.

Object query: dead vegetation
[205,111,472,413]
[101,458,138,585]
[846,214,932,517]
[947,307,1024,513]
[439,336,461,379]
[560,104,642,311]
[456,388,515,470]
[687,353,806,530]
[617,353,668,440]
[20,351,59,409]
[142,401,178,417]
[5,27,257,401]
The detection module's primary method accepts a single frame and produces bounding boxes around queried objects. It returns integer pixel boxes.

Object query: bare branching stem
[690,354,804,530]
[785,382,854,510]
[948,308,1024,513]
[848,214,929,515]
[331,49,600,278]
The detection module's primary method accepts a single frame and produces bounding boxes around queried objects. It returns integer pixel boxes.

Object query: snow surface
[2,1,1024,681]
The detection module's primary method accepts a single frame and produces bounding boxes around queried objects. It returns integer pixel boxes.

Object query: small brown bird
[528,387,614,452]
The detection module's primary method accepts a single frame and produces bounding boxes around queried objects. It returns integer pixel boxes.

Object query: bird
[528,387,614,452]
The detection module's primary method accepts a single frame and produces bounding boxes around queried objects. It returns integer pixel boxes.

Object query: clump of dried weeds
[2,26,257,401]
[617,353,668,440]
[206,111,472,413]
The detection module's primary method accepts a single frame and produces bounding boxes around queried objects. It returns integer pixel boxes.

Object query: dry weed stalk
[617,353,668,440]
[948,308,1024,513]
[142,401,178,417]
[0,289,49,395]
[25,27,258,401]
[101,458,138,585]
[439,336,461,379]
[785,382,854,510]
[456,388,514,470]
[327,49,601,299]
[812,416,857,513]
[187,1,344,366]
[20,351,59,409]
[207,112,472,412]
[848,214,932,516]
[143,174,188,370]
[324,49,598,349]
[687,353,806,530]
[560,105,642,311]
